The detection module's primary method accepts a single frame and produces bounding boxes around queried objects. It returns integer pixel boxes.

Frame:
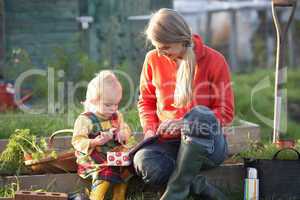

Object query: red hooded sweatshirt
[138,34,234,134]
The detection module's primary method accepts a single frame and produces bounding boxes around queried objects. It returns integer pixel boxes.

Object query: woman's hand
[157,118,184,137]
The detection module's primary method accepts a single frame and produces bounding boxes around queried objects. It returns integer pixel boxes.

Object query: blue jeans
[133,106,228,185]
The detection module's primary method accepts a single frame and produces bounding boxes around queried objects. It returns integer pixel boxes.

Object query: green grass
[235,140,300,161]
[232,69,300,141]
[122,107,142,132]
[0,107,140,139]
[1,69,300,142]
[0,112,73,139]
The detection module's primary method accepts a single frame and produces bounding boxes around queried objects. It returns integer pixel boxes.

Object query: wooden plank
[8,44,79,57]
[0,0,5,62]
[6,19,78,34]
[6,12,77,21]
[6,16,77,25]
[5,0,78,13]
[7,32,79,45]
[225,126,261,144]
[174,1,270,14]
[0,164,244,193]
[0,173,89,193]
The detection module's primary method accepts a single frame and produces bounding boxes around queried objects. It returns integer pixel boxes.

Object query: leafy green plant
[234,140,300,160]
[0,178,53,198]
[0,129,57,174]
[0,181,19,198]
[0,129,34,174]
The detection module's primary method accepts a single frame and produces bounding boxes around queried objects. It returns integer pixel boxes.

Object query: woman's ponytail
[173,44,196,108]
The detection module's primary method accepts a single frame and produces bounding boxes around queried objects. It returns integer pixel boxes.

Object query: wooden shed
[0,0,172,72]
[1,0,84,67]
[0,0,5,64]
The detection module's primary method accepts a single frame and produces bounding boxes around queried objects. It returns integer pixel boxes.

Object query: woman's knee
[133,149,175,185]
[133,149,151,171]
[183,106,221,137]
[184,106,215,121]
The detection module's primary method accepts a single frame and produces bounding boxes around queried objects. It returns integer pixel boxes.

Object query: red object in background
[0,82,32,112]
[275,139,296,149]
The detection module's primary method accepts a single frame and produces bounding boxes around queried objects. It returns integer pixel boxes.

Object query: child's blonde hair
[84,70,121,111]
[145,8,196,108]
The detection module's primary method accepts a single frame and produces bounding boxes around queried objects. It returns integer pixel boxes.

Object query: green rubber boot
[160,135,209,200]
[191,175,228,200]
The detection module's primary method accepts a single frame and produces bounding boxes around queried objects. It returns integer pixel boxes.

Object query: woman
[133,8,234,200]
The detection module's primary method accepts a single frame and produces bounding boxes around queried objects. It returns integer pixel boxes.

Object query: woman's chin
[168,55,182,62]
[166,55,176,61]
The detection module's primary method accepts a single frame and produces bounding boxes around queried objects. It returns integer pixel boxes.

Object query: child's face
[91,86,122,118]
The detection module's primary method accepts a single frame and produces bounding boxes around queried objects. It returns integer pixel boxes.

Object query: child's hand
[114,129,126,144]
[91,132,113,147]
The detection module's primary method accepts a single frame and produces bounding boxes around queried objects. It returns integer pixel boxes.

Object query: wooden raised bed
[0,163,244,193]
[224,119,261,155]
[0,119,260,156]
[0,119,257,197]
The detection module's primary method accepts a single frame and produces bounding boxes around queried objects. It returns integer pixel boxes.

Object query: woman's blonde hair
[84,70,121,111]
[146,8,196,108]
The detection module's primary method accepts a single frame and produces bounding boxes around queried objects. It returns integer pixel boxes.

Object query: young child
[72,70,131,200]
